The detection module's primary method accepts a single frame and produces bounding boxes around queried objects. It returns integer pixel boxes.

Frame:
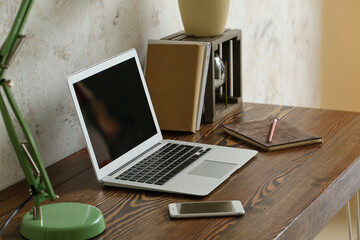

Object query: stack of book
[145,40,211,133]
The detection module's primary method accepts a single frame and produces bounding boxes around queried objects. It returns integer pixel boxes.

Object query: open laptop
[68,49,257,196]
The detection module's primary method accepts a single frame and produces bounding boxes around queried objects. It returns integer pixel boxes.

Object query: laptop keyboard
[115,143,211,185]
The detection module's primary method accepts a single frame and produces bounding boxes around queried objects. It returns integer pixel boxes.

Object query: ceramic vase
[178,0,230,37]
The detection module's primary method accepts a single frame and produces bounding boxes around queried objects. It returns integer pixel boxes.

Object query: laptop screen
[73,57,157,169]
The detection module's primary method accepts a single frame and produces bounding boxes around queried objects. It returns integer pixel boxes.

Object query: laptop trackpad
[188,160,237,179]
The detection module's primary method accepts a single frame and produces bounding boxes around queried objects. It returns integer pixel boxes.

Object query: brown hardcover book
[145,40,207,132]
[223,120,323,151]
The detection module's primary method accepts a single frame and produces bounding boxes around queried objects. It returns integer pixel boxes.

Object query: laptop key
[138,178,149,183]
[164,172,176,178]
[146,179,157,184]
[154,179,167,185]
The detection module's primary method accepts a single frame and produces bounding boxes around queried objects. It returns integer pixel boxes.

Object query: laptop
[67,49,257,196]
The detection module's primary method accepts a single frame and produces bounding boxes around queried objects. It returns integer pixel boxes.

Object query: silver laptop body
[68,49,257,196]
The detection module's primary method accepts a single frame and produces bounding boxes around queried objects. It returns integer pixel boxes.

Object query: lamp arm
[0,92,36,187]
[0,0,34,73]
[0,0,57,208]
[0,86,56,202]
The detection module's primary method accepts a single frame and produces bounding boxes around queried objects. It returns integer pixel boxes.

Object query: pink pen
[268,119,278,143]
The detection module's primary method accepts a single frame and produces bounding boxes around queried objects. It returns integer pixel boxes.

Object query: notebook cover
[145,41,206,132]
[195,43,211,131]
[223,120,323,151]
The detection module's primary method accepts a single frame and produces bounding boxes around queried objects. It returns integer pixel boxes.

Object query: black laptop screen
[74,57,157,168]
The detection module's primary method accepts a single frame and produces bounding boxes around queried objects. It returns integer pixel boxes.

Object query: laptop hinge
[108,142,163,177]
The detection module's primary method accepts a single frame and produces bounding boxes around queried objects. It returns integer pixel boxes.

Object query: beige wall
[321,0,360,112]
[317,3,360,238]
[0,0,322,191]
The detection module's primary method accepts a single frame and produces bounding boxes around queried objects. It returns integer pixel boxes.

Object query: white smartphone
[168,200,245,218]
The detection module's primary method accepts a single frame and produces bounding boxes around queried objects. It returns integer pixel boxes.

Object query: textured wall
[0,0,322,191]
[230,1,322,106]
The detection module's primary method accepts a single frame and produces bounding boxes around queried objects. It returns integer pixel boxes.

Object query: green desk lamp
[0,1,106,239]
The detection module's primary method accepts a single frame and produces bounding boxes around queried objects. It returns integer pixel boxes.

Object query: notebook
[223,120,323,151]
[67,49,257,196]
[145,40,211,132]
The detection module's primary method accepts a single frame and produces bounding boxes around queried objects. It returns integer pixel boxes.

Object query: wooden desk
[1,103,360,240]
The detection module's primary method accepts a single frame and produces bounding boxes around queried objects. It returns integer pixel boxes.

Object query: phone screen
[178,202,234,214]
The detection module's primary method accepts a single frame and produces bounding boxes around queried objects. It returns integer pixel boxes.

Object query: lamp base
[21,202,105,240]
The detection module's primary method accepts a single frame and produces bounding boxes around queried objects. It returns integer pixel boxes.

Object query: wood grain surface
[1,103,360,240]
